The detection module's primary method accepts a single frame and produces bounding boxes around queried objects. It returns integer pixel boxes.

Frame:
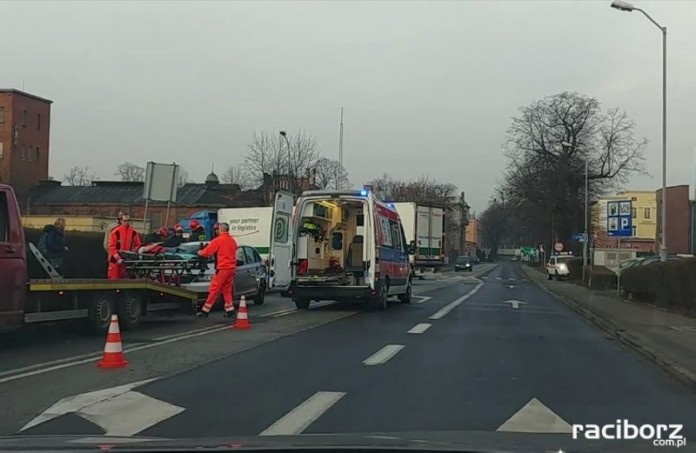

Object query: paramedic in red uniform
[107,213,142,279]
[197,222,237,318]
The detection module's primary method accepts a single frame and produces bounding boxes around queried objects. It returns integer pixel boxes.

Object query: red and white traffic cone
[232,296,252,330]
[98,314,128,368]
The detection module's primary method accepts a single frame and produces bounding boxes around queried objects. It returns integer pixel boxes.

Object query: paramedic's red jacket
[108,224,142,262]
[198,232,238,271]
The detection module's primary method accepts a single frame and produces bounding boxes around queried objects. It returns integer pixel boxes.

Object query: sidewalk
[521,265,696,390]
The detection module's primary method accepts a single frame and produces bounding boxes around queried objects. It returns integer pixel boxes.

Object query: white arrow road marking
[407,323,432,334]
[506,285,516,289]
[413,296,432,304]
[503,300,526,309]
[259,391,345,436]
[21,378,159,432]
[363,344,405,365]
[79,391,184,436]
[429,282,483,320]
[497,398,572,433]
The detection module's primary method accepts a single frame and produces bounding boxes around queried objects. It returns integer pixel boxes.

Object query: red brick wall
[656,185,690,254]
[0,91,51,194]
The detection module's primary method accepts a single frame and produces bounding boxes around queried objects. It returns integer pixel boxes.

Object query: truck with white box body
[217,207,293,262]
[392,202,445,276]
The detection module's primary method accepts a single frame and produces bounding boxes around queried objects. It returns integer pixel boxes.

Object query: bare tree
[314,158,351,190]
[285,130,321,187]
[243,131,286,187]
[501,91,646,241]
[116,162,145,182]
[63,166,98,186]
[367,174,457,206]
[177,166,193,187]
[221,165,251,189]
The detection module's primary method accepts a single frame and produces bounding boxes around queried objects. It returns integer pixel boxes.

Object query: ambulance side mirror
[408,241,416,254]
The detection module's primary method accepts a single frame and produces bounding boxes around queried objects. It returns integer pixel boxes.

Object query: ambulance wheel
[369,284,388,311]
[398,279,412,304]
[118,290,144,331]
[253,281,266,305]
[87,292,115,335]
[294,298,310,309]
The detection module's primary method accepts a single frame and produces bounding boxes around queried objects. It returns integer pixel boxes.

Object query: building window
[0,106,5,124]
[36,114,41,131]
[644,207,650,219]
[631,208,637,219]
[27,147,33,162]
[22,110,27,127]
[632,226,637,237]
[35,147,40,161]
[0,142,3,159]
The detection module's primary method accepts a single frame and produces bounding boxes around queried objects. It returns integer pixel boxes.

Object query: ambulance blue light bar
[360,189,368,196]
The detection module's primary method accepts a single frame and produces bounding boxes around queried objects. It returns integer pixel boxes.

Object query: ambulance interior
[296,198,367,285]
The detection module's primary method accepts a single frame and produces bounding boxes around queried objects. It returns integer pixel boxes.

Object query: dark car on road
[454,255,473,272]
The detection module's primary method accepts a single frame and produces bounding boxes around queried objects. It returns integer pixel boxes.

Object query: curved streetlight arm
[634,8,665,32]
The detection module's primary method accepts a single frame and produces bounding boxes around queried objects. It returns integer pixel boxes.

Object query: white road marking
[363,344,406,365]
[413,296,432,304]
[497,398,572,433]
[78,391,185,436]
[21,378,159,431]
[503,300,526,309]
[495,277,502,280]
[259,391,345,436]
[429,283,483,320]
[407,323,432,334]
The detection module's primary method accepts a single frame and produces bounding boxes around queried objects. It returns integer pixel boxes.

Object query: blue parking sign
[607,200,632,237]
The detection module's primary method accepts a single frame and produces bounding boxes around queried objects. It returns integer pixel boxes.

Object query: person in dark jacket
[46,218,68,273]
[163,224,186,248]
[188,220,207,242]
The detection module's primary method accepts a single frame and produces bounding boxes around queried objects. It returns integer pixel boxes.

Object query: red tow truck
[0,184,197,333]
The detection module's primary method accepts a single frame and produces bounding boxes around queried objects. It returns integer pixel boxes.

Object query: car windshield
[456,256,470,263]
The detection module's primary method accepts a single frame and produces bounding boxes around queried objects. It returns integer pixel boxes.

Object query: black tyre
[294,298,310,309]
[87,292,116,335]
[253,281,266,305]
[369,284,388,310]
[117,290,144,331]
[398,279,412,304]
[547,273,553,280]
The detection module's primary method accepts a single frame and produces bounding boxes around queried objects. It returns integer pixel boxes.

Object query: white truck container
[217,207,298,261]
[393,202,445,276]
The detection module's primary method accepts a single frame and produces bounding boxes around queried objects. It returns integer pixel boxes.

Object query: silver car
[178,242,268,305]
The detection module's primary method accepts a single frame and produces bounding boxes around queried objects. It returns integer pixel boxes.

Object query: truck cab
[0,184,28,330]
[269,190,412,310]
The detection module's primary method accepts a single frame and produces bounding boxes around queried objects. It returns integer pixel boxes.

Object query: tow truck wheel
[294,298,310,309]
[87,292,115,334]
[118,290,144,331]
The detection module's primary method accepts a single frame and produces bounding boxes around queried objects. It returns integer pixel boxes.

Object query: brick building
[0,89,52,195]
[656,184,690,255]
[23,171,318,230]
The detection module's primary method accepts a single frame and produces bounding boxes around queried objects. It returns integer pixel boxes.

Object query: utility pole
[338,107,344,166]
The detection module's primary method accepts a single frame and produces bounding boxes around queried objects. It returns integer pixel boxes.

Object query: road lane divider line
[414,296,432,304]
[259,391,346,436]
[407,323,432,334]
[429,282,483,320]
[363,344,405,366]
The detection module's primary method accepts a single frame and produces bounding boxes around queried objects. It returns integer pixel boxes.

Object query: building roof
[26,180,263,207]
[0,89,53,104]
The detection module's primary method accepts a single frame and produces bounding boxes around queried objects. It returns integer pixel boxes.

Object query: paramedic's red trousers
[202,269,235,313]
[107,262,127,280]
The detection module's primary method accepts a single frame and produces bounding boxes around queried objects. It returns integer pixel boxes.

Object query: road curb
[520,266,696,391]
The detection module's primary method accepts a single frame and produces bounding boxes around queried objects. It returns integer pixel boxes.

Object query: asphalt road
[6,262,696,450]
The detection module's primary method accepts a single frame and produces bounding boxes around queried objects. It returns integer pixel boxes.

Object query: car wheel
[294,298,310,309]
[547,273,553,280]
[253,281,266,305]
[398,279,412,304]
[555,272,562,281]
[369,284,388,310]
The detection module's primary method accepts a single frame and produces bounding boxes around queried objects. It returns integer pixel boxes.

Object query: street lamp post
[562,141,590,281]
[279,130,293,192]
[610,0,668,262]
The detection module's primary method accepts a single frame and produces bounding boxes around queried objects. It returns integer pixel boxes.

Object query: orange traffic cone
[98,314,128,368]
[232,296,252,330]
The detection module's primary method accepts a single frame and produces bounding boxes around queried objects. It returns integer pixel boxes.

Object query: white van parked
[269,189,413,310]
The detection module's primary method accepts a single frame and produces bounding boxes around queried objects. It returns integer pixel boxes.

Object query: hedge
[621,258,696,310]
[586,266,617,290]
[24,228,114,279]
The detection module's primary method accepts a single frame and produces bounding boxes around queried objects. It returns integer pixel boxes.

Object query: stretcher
[120,245,209,285]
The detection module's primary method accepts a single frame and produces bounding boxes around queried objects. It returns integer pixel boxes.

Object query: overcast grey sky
[2,0,694,212]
